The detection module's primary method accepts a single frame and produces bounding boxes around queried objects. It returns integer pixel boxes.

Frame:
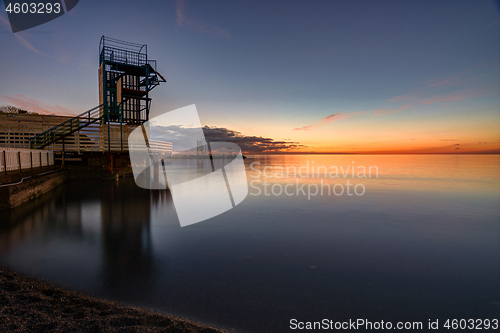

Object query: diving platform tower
[29,36,165,152]
[99,36,166,125]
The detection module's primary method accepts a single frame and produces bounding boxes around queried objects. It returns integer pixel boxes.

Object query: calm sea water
[0,155,499,332]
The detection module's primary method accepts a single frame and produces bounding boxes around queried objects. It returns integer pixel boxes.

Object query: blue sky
[1,0,499,153]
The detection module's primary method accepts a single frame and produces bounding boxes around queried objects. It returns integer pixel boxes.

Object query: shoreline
[0,265,229,332]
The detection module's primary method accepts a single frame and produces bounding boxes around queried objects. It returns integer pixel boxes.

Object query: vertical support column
[120,107,123,152]
[108,114,111,152]
[39,152,42,168]
[2,151,6,175]
[30,151,33,170]
[17,151,21,172]
[145,59,150,122]
[105,152,114,174]
[62,138,65,169]
[77,130,81,154]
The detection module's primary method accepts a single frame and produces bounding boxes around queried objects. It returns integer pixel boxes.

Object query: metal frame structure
[30,36,166,152]
[99,36,165,125]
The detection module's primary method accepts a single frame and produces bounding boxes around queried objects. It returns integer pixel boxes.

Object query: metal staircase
[29,104,105,149]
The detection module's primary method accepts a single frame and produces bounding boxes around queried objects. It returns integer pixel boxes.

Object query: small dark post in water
[206,141,215,172]
[17,151,21,171]
[39,151,42,168]
[145,154,151,187]
[153,153,160,189]
[30,151,33,170]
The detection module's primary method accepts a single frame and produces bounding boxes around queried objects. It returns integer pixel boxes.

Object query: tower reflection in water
[0,177,174,303]
[99,178,167,299]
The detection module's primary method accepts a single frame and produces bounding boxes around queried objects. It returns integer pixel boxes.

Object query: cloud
[148,124,304,153]
[149,124,204,151]
[418,64,494,88]
[293,111,365,130]
[484,18,499,28]
[422,86,498,105]
[0,13,13,31]
[0,15,53,58]
[426,68,476,87]
[373,104,410,117]
[0,94,78,115]
[13,33,53,58]
[428,76,477,87]
[387,85,498,109]
[203,126,304,153]
[422,96,466,104]
[387,92,425,103]
[174,0,231,38]
[393,64,499,111]
[373,109,399,117]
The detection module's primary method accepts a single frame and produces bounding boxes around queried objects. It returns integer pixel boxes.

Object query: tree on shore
[0,105,38,114]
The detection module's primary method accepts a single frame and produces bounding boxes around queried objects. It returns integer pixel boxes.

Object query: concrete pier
[0,169,66,210]
[0,151,135,210]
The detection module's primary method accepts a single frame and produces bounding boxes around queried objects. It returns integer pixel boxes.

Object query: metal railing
[100,46,147,67]
[30,104,105,149]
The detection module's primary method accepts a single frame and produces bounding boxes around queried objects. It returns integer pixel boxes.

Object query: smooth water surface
[1,155,499,332]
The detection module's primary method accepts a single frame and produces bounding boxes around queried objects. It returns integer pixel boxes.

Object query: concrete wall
[0,170,66,210]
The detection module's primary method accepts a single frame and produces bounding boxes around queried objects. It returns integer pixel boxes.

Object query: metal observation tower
[29,36,165,152]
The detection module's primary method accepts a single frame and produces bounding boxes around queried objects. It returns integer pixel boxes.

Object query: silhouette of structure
[28,36,166,152]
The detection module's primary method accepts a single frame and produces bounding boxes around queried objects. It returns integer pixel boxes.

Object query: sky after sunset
[0,0,499,154]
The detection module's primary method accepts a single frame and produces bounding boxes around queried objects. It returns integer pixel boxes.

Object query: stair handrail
[34,103,104,137]
[30,103,106,149]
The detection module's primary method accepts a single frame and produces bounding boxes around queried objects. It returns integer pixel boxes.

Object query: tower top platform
[99,36,149,68]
